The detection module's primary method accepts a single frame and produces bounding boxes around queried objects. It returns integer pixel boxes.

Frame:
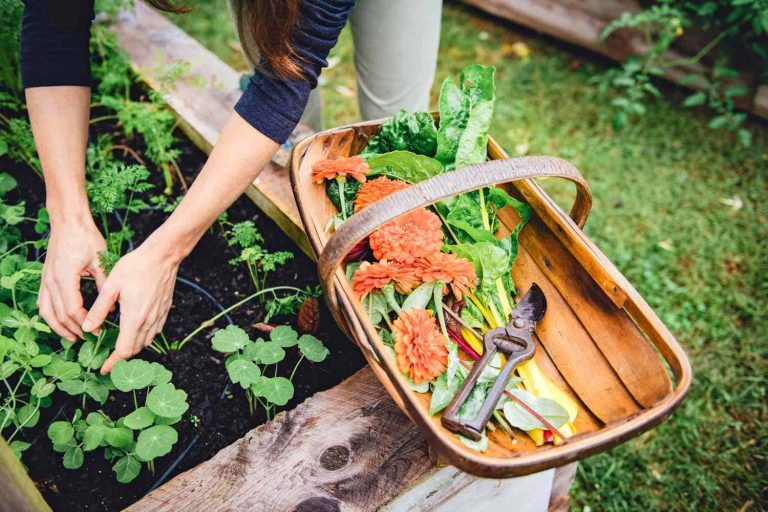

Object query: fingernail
[82,319,93,332]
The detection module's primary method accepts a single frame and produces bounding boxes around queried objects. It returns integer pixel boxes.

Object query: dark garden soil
[4,114,366,511]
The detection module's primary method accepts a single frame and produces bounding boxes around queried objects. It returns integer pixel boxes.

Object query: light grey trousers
[232,0,443,131]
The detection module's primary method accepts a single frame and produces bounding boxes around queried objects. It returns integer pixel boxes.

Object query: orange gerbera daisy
[311,156,368,184]
[352,260,419,297]
[392,308,448,384]
[369,208,443,264]
[353,176,408,212]
[414,252,478,300]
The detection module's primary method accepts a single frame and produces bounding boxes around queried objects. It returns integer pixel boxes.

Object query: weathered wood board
[110,3,312,257]
[127,367,555,512]
[0,436,51,512]
[460,0,768,120]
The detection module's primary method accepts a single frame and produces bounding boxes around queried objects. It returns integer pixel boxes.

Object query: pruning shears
[442,284,547,441]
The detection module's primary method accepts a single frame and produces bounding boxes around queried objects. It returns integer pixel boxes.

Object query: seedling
[211,324,328,420]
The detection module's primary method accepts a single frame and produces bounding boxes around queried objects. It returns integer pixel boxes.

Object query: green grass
[168,2,766,510]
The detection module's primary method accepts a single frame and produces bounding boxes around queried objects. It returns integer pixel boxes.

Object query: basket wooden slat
[289,119,691,478]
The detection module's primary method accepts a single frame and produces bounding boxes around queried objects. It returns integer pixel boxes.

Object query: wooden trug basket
[289,119,692,478]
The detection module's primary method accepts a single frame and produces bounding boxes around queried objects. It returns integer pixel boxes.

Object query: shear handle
[441,340,499,438]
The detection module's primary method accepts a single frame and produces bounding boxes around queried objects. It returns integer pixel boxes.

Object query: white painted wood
[381,466,554,512]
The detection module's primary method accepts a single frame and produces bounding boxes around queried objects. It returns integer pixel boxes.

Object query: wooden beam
[127,367,557,512]
[460,0,768,120]
[109,3,313,257]
[0,436,51,512]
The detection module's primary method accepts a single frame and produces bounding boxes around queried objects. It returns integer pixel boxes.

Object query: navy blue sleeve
[20,0,95,89]
[234,0,355,144]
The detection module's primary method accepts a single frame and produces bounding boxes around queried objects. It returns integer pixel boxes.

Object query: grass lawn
[167,3,767,510]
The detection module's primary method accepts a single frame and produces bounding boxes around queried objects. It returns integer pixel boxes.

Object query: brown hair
[146,0,303,79]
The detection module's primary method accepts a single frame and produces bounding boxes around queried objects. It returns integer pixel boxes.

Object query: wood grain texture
[459,0,767,120]
[109,3,312,257]
[129,368,456,512]
[0,436,51,512]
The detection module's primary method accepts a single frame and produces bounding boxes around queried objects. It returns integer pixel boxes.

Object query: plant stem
[89,114,119,125]
[0,240,36,259]
[336,176,348,220]
[289,355,305,381]
[433,284,449,339]
[176,286,304,349]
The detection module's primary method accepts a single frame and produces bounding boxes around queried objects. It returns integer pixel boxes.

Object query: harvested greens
[312,65,578,451]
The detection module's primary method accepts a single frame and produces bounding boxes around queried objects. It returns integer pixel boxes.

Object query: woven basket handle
[318,156,592,310]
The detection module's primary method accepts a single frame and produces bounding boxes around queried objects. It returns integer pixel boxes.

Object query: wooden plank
[128,366,555,512]
[460,0,768,120]
[548,463,578,512]
[110,3,313,257]
[0,436,51,512]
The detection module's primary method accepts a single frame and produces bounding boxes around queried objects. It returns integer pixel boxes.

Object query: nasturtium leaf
[47,421,75,445]
[269,325,298,347]
[297,335,329,363]
[9,440,30,460]
[113,455,141,483]
[146,383,189,418]
[110,359,155,392]
[16,404,40,428]
[44,359,81,380]
[502,390,570,431]
[83,424,109,451]
[31,378,56,398]
[154,415,182,426]
[63,447,85,469]
[105,427,134,449]
[123,407,156,430]
[241,341,259,361]
[211,324,249,353]
[253,341,285,365]
[149,362,172,386]
[135,425,177,462]
[29,354,52,368]
[260,376,294,406]
[226,359,261,389]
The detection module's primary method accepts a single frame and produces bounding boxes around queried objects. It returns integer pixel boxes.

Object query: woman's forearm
[144,112,280,261]
[26,86,92,225]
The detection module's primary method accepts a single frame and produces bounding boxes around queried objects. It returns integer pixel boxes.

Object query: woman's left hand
[81,237,181,374]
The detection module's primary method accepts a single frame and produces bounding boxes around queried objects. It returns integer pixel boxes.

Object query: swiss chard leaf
[449,242,510,292]
[361,110,438,157]
[366,151,443,183]
[326,178,362,218]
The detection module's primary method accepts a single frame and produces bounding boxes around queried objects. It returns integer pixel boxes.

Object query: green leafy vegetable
[366,151,443,183]
[146,383,189,418]
[297,334,329,362]
[362,110,438,157]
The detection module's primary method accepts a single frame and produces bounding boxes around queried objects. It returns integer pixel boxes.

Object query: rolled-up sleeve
[20,0,95,89]
[234,0,355,143]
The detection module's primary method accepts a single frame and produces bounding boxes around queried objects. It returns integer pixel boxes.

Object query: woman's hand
[38,217,107,341]
[82,236,181,375]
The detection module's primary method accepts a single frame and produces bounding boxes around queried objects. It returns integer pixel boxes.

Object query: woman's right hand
[38,216,108,341]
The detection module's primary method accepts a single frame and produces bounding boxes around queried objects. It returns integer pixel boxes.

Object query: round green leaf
[113,455,141,484]
[16,404,40,428]
[105,427,134,449]
[29,354,52,368]
[253,341,285,365]
[135,425,178,462]
[298,335,329,363]
[57,379,86,396]
[261,376,294,406]
[154,415,182,426]
[150,362,172,386]
[63,447,84,469]
[47,421,74,445]
[110,359,155,392]
[44,359,81,380]
[31,379,56,398]
[270,325,298,347]
[146,383,189,418]
[226,359,261,389]
[83,424,109,451]
[211,325,249,353]
[86,411,110,426]
[123,407,155,430]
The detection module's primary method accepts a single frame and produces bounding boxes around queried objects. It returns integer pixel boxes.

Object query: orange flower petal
[312,156,369,184]
[393,308,448,384]
[414,252,478,300]
[354,176,409,212]
[352,260,419,298]
[369,208,443,263]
